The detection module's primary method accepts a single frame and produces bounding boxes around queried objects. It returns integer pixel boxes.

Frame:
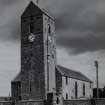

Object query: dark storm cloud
[57,32,105,54]
[54,0,96,31]
[43,0,105,54]
[0,0,105,54]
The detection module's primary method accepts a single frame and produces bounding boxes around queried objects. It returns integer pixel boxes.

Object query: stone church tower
[11,1,56,101]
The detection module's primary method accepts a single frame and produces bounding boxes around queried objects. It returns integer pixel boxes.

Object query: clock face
[28,33,35,42]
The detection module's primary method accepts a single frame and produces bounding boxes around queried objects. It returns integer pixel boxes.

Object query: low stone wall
[63,99,91,105]
[64,99,105,105]
[16,100,44,105]
[0,98,105,105]
[0,100,44,105]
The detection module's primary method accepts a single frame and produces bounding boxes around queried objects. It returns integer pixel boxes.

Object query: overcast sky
[0,0,105,96]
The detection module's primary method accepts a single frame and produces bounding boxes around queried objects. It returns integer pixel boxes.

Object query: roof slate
[56,65,93,83]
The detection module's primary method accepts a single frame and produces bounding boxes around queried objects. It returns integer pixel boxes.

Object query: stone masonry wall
[21,2,45,100]
[43,14,56,94]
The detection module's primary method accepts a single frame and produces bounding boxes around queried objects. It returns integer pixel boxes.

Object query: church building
[56,65,93,100]
[11,1,93,103]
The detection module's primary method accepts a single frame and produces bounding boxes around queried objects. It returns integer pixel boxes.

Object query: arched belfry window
[29,16,34,33]
[29,23,34,33]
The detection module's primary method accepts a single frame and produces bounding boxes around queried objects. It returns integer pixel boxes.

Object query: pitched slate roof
[56,65,92,83]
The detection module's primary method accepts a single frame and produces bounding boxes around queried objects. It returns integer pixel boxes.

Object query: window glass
[75,81,78,98]
[48,24,51,34]
[83,83,85,96]
[65,76,68,85]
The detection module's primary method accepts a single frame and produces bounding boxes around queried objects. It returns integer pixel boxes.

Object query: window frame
[75,81,78,99]
[83,83,85,96]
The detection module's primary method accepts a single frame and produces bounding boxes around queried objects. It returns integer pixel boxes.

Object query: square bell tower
[20,1,56,100]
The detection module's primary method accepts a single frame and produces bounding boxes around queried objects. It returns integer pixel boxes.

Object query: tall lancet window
[48,24,52,43]
[83,83,85,96]
[48,24,51,34]
[75,81,78,99]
